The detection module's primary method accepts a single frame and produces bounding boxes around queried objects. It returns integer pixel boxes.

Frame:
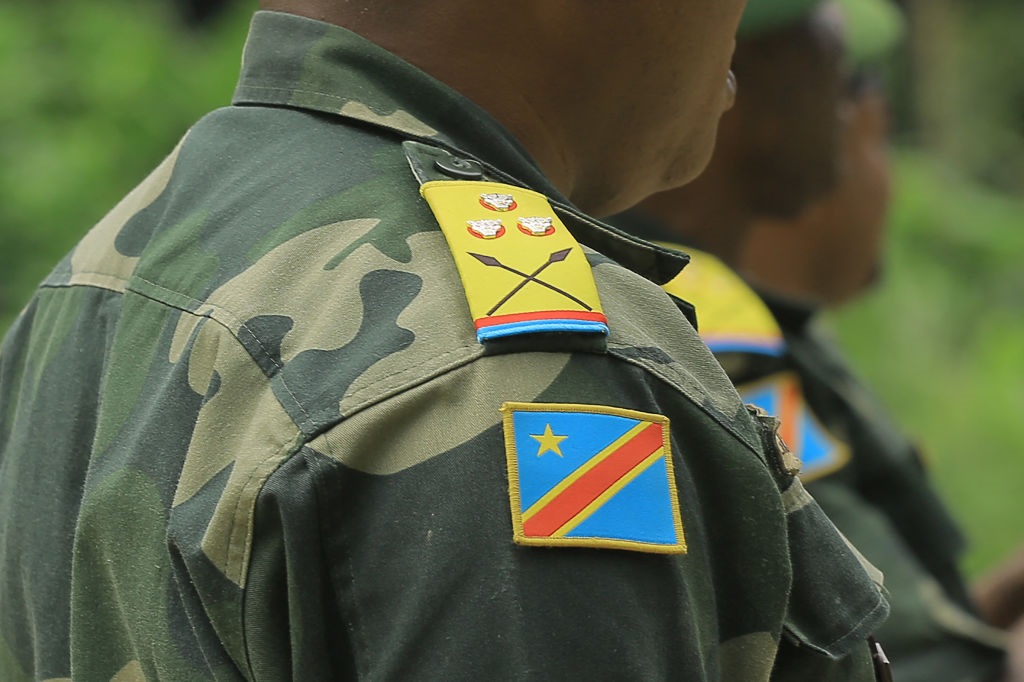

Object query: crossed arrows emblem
[469,249,593,316]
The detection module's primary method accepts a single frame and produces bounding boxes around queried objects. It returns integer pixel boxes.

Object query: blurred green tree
[0,1,249,329]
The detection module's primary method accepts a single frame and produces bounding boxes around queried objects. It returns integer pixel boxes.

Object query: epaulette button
[434,156,484,180]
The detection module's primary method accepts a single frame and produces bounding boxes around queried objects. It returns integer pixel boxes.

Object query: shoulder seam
[129,274,315,429]
[607,345,764,458]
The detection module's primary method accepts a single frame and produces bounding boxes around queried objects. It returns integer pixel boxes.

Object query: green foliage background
[831,152,1024,577]
[1,1,1022,578]
[0,1,247,328]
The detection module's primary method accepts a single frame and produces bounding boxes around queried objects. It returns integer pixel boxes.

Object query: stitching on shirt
[822,589,889,651]
[43,270,132,289]
[607,342,763,458]
[237,84,351,104]
[131,275,314,427]
[336,345,482,418]
[227,428,307,589]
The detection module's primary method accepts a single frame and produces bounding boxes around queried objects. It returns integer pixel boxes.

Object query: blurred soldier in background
[615,0,1024,680]
[0,0,891,679]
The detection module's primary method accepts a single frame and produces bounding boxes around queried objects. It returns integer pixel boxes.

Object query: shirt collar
[233,12,558,195]
[231,11,688,285]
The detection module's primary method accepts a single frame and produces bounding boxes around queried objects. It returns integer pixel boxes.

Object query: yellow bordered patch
[501,402,685,554]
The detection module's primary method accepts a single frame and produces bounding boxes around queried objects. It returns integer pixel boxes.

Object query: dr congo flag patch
[501,402,686,553]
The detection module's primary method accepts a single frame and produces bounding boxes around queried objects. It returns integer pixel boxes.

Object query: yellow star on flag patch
[501,402,686,554]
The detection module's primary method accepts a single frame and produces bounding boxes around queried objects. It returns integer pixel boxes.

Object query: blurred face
[556,0,748,214]
[732,2,850,218]
[807,85,892,304]
[738,84,893,306]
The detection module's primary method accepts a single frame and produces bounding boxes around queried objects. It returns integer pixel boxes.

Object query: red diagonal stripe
[523,422,663,537]
[476,310,608,329]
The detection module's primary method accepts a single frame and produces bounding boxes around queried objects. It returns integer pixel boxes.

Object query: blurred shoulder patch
[500,402,685,554]
[421,180,608,343]
[740,373,850,482]
[662,247,785,357]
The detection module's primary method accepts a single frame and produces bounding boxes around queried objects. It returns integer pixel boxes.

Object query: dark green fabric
[606,215,1008,681]
[1,11,885,680]
[771,301,1007,682]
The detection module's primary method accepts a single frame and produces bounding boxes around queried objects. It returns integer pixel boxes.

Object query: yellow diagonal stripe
[552,447,665,538]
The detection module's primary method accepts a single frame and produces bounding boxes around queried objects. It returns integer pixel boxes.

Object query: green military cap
[737,0,823,37]
[738,0,904,63]
[838,0,905,64]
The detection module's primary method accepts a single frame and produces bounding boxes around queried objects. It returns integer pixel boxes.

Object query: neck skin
[258,1,742,217]
[263,1,576,199]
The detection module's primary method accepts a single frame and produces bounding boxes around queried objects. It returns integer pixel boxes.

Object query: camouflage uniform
[0,12,887,680]
[648,236,1009,682]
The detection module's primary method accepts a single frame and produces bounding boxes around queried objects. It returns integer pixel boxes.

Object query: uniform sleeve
[241,350,887,681]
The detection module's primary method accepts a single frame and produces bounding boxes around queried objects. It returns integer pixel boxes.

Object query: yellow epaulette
[404,142,607,344]
[422,179,607,342]
[661,246,784,356]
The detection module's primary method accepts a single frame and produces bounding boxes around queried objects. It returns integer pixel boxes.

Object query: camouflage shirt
[654,241,1008,682]
[1,12,887,681]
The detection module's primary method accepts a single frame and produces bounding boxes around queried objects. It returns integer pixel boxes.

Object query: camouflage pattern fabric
[648,239,1009,682]
[1,11,887,680]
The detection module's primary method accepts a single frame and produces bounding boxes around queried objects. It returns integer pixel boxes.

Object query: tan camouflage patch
[69,137,185,293]
[719,631,777,681]
[919,578,1010,649]
[170,218,379,366]
[337,230,478,416]
[110,660,145,682]
[781,478,815,514]
[310,352,571,475]
[169,318,301,587]
[339,101,439,138]
[184,317,220,398]
[198,385,301,587]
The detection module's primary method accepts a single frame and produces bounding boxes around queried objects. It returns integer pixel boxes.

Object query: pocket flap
[782,479,891,659]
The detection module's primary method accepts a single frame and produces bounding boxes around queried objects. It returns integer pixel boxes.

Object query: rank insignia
[517,216,555,237]
[480,192,517,212]
[741,373,850,482]
[468,219,506,239]
[422,180,608,342]
[501,402,686,553]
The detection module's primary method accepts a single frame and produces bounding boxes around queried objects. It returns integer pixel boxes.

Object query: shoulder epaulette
[662,246,850,480]
[404,142,608,343]
[661,246,784,357]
